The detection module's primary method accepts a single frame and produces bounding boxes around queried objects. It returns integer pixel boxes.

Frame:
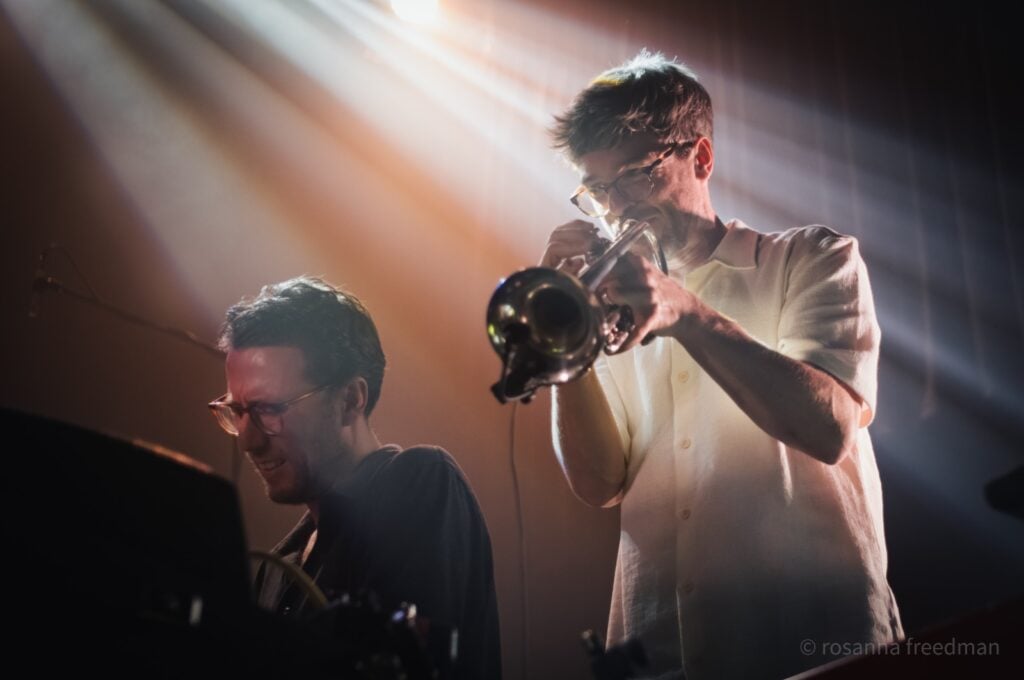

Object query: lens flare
[390,0,439,25]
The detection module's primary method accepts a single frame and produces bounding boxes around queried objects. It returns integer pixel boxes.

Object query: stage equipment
[486,219,665,403]
[985,465,1024,520]
[582,630,649,680]
[1,409,452,678]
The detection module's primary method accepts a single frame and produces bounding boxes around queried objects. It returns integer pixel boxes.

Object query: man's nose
[607,184,636,220]
[237,413,269,452]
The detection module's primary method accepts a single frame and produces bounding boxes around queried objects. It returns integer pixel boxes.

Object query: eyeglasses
[570,141,695,218]
[207,384,334,437]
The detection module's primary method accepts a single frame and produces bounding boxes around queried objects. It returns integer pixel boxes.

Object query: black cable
[507,400,529,680]
[44,244,100,298]
[31,267,223,358]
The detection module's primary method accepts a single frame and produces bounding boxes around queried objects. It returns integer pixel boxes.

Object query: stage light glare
[390,0,439,25]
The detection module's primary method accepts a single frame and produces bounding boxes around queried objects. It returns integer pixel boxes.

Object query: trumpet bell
[486,267,604,403]
[486,219,662,403]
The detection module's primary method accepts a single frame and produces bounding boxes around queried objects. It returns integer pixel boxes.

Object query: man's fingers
[600,281,656,310]
[540,221,604,268]
[609,314,659,354]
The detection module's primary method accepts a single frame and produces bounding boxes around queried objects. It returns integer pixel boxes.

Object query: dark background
[2,1,1021,677]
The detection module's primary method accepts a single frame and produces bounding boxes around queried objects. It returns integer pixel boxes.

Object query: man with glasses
[210,276,501,679]
[540,52,902,679]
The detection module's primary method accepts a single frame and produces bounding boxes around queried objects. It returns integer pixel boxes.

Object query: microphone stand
[31,273,223,358]
[30,244,223,358]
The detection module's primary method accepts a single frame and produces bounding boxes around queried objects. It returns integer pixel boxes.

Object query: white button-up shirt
[594,219,903,679]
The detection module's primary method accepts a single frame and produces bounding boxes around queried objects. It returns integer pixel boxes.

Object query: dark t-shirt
[254,445,501,679]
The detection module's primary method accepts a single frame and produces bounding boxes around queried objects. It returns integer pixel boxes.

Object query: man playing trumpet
[540,52,903,679]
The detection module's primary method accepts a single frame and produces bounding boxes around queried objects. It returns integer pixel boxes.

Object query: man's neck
[307,420,383,524]
[665,213,727,276]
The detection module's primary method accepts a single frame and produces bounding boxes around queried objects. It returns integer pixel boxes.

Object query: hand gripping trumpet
[485,219,666,403]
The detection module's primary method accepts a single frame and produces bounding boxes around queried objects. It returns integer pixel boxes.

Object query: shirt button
[680,508,691,520]
[683,582,695,594]
[681,438,692,449]
[677,370,690,382]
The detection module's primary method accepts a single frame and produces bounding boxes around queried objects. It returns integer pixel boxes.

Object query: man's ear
[693,137,714,180]
[335,376,369,426]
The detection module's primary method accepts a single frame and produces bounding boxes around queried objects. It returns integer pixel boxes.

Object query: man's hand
[539,220,609,274]
[595,249,863,466]
[599,252,697,354]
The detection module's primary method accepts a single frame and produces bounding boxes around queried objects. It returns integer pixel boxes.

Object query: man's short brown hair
[219,276,386,415]
[551,50,713,165]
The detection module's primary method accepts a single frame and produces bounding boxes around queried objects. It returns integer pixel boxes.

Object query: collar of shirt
[269,444,403,555]
[666,219,759,280]
[707,218,759,269]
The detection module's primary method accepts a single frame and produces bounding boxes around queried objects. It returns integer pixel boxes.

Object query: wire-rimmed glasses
[569,141,695,218]
[207,384,334,437]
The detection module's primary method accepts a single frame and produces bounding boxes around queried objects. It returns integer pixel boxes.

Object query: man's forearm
[671,298,861,465]
[552,369,628,507]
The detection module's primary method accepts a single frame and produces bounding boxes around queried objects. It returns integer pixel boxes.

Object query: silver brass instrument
[486,219,666,403]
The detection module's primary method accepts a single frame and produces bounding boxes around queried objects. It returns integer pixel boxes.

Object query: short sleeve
[593,355,633,458]
[363,448,471,621]
[777,228,881,423]
[361,448,501,679]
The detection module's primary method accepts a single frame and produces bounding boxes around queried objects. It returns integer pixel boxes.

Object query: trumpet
[486,219,666,403]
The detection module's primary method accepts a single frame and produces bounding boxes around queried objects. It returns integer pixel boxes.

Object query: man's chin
[265,484,308,505]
